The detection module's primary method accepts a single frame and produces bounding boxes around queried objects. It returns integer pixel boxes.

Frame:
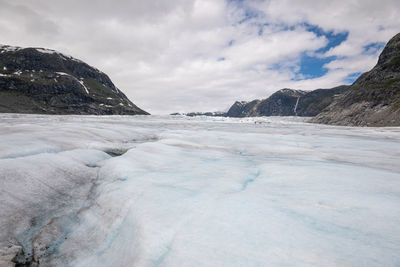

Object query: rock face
[313,33,400,126]
[255,89,307,116]
[294,85,350,116]
[226,100,261,117]
[0,45,148,115]
[226,86,349,117]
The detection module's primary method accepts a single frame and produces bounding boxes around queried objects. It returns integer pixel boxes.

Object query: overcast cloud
[0,0,399,114]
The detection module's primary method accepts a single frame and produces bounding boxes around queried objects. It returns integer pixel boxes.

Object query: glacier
[0,114,399,266]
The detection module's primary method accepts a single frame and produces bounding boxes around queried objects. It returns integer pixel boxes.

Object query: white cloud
[0,0,399,114]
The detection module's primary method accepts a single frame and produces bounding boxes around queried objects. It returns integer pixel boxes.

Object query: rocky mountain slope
[226,86,349,117]
[226,100,261,117]
[0,45,148,115]
[312,33,400,126]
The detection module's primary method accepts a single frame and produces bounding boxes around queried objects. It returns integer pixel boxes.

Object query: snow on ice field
[0,114,400,266]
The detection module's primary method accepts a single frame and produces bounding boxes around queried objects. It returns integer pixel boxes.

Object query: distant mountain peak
[277,88,307,97]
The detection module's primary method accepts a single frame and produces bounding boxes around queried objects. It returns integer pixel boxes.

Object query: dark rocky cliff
[226,100,260,117]
[255,89,307,116]
[226,86,349,117]
[295,85,350,116]
[312,33,400,126]
[0,45,148,115]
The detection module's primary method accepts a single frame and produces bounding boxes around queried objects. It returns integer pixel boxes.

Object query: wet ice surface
[0,114,400,266]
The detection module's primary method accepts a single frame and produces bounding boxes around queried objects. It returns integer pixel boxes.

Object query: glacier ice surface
[0,114,400,266]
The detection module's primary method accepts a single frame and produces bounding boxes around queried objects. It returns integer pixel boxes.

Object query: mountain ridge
[226,85,350,117]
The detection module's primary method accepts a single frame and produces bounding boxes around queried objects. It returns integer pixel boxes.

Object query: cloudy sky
[1,0,399,114]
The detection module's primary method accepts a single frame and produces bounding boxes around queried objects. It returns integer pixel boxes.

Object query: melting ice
[0,114,400,266]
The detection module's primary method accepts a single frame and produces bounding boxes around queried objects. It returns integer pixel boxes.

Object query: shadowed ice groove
[94,200,135,256]
[240,170,261,191]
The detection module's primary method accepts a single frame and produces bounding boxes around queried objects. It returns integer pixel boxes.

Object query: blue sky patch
[303,24,349,53]
[297,54,337,79]
[255,22,349,79]
[296,25,348,79]
[345,72,362,84]
[363,42,385,55]
[228,0,262,25]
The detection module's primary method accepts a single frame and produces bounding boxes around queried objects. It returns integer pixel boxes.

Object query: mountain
[226,86,349,117]
[312,33,400,126]
[0,45,148,115]
[294,85,351,116]
[254,89,307,116]
[226,100,261,117]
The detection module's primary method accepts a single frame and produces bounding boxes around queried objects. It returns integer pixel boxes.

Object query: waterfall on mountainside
[294,97,300,116]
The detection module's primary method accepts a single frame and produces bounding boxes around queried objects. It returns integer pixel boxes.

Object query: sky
[0,0,399,114]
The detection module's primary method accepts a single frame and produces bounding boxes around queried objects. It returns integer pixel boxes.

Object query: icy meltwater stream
[0,114,400,266]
